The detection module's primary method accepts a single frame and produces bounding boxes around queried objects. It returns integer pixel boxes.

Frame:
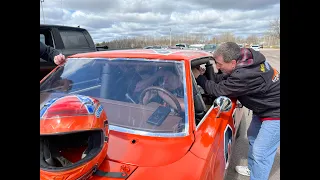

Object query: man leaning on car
[193,42,280,180]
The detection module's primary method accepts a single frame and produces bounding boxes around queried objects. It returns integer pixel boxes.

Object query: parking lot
[259,48,280,72]
[224,49,280,180]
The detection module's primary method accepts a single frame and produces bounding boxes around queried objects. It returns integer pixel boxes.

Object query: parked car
[40,24,105,80]
[250,44,260,51]
[40,49,245,180]
[143,45,163,49]
[203,44,217,53]
[189,44,205,50]
[175,43,189,49]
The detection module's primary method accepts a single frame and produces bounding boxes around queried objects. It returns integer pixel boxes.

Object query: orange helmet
[40,95,109,180]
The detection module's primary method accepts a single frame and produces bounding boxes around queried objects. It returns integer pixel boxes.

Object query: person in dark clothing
[193,42,280,180]
[40,41,66,65]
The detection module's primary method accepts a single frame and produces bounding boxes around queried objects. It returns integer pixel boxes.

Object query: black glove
[196,75,207,90]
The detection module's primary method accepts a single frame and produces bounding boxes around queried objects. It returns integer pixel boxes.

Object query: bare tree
[235,36,245,44]
[218,32,236,43]
[269,17,280,39]
[96,31,277,49]
[246,35,259,45]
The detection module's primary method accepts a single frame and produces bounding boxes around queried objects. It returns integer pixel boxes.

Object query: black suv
[40,24,107,80]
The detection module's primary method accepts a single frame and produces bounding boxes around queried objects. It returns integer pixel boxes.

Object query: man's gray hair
[213,42,241,63]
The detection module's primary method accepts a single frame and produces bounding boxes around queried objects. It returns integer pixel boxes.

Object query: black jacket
[196,48,280,119]
[40,41,60,63]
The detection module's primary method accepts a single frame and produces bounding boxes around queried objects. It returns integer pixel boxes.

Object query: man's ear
[231,59,237,66]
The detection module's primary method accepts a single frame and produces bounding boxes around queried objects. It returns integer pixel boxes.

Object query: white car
[189,44,205,50]
[250,45,260,51]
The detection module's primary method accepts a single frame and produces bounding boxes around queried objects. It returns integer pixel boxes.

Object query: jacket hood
[236,48,266,69]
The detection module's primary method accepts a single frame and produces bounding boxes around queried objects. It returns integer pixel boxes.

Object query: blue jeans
[247,115,280,180]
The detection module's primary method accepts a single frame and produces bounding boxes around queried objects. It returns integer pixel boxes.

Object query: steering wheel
[139,86,182,113]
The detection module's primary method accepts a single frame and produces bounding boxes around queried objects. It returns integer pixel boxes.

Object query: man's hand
[54,54,66,65]
[134,69,166,92]
[199,67,206,75]
[192,67,205,78]
[192,68,200,78]
[142,91,157,104]
[158,91,185,112]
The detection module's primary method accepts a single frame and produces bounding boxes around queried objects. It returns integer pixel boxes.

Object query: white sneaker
[235,166,250,177]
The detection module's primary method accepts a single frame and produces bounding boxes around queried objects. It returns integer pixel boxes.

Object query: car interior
[190,57,218,125]
[40,57,218,132]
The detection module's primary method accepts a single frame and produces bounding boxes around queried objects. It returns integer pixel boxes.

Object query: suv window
[40,29,55,48]
[40,34,46,44]
[60,30,90,49]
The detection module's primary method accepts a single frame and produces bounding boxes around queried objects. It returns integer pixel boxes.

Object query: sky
[40,0,280,43]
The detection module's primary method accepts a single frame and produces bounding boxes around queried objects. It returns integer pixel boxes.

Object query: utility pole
[61,0,63,25]
[40,0,45,24]
[169,28,172,46]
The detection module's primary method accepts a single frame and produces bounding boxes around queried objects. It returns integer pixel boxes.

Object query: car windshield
[40,58,189,137]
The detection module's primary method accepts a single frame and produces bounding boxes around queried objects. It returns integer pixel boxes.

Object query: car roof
[40,24,88,31]
[69,49,213,61]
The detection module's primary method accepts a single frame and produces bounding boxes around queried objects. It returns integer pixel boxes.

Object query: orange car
[40,49,245,180]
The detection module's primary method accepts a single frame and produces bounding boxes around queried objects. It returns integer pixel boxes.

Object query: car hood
[105,130,194,167]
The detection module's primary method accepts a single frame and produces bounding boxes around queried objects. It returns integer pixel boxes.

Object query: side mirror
[236,100,243,108]
[213,96,232,118]
[96,45,109,51]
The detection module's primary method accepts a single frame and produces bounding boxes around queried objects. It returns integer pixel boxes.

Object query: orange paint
[40,49,244,180]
